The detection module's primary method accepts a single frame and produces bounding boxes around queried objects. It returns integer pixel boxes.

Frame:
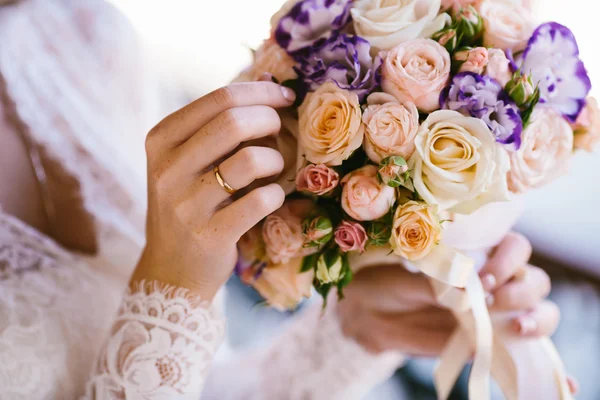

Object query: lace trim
[85,280,226,400]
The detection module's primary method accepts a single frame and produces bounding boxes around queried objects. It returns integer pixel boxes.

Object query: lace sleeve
[200,298,405,400]
[84,280,226,400]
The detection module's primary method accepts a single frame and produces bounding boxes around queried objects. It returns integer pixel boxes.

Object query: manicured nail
[481,273,497,292]
[513,315,537,336]
[567,376,579,395]
[486,294,495,307]
[281,86,296,101]
[258,72,274,82]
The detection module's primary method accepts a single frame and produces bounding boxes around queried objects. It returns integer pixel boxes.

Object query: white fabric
[0,1,405,399]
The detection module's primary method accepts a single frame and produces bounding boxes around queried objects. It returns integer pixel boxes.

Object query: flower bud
[316,249,344,284]
[456,6,483,44]
[367,220,392,247]
[506,72,538,108]
[303,216,333,247]
[378,156,410,188]
[455,47,489,75]
[433,28,459,53]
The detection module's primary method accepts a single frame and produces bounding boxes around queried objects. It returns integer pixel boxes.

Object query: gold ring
[213,166,236,195]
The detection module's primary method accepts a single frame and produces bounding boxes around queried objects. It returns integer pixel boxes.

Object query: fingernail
[281,86,296,101]
[513,315,537,336]
[258,72,274,82]
[567,376,579,395]
[486,294,495,307]
[481,273,497,292]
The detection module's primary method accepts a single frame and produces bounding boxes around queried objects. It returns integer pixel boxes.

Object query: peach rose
[572,97,600,152]
[262,199,316,264]
[441,0,482,12]
[238,39,298,83]
[362,93,419,163]
[508,108,574,193]
[351,0,450,52]
[480,0,535,52]
[334,221,368,253]
[298,82,364,166]
[485,48,512,87]
[409,110,511,213]
[456,47,489,75]
[251,257,314,311]
[381,39,451,113]
[296,164,340,196]
[341,165,396,221]
[390,201,442,261]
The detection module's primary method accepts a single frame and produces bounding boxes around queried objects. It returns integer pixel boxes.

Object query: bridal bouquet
[236,0,598,398]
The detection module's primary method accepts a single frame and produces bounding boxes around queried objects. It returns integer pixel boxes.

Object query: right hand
[132,82,297,300]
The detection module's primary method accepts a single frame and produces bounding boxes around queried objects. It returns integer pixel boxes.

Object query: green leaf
[300,253,319,273]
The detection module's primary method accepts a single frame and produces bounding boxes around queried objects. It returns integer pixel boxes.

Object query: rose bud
[506,72,538,108]
[433,28,459,53]
[296,164,340,196]
[456,6,483,43]
[334,221,368,253]
[367,220,392,247]
[378,156,410,188]
[303,215,334,247]
[316,249,344,285]
[455,47,489,75]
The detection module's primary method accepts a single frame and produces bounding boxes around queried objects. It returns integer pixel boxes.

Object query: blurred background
[109,1,600,399]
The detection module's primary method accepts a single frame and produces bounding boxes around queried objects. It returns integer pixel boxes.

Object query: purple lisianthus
[275,0,352,56]
[441,72,523,149]
[520,22,591,122]
[296,33,382,100]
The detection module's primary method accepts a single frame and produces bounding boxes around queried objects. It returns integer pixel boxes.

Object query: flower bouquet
[236,0,599,398]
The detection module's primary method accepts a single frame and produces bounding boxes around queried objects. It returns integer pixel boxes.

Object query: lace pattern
[85,280,226,400]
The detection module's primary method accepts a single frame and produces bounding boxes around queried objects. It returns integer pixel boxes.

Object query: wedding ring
[213,166,236,195]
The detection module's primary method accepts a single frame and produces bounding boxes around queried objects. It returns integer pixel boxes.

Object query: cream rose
[351,0,450,52]
[237,39,298,83]
[262,199,316,264]
[390,201,442,261]
[409,110,511,213]
[485,48,512,87]
[441,0,482,11]
[508,108,574,193]
[381,39,451,113]
[298,82,364,166]
[252,257,315,311]
[362,93,419,163]
[480,0,536,52]
[341,165,397,221]
[572,97,600,152]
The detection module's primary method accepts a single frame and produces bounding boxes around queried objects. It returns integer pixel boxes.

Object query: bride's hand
[132,82,296,300]
[337,233,560,355]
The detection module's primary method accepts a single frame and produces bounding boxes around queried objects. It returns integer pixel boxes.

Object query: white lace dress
[0,1,403,399]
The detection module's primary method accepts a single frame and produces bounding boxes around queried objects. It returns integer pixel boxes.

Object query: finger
[345,265,438,313]
[147,82,295,149]
[490,265,551,311]
[479,232,532,293]
[188,147,284,213]
[211,183,285,241]
[174,105,282,175]
[509,300,560,337]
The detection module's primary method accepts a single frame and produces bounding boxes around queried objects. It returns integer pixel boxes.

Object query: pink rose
[456,47,489,75]
[508,108,574,194]
[296,164,340,196]
[262,199,317,264]
[236,39,298,83]
[362,93,419,163]
[441,0,481,12]
[341,165,396,221]
[251,257,314,311]
[572,97,600,152]
[381,39,451,113]
[485,48,512,87]
[335,221,368,253]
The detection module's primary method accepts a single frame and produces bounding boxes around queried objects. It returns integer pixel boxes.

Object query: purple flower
[296,33,382,100]
[520,22,591,122]
[441,72,523,148]
[275,0,352,56]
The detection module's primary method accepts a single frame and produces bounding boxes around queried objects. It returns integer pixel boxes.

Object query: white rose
[351,0,451,52]
[409,110,511,214]
[480,0,536,51]
[508,108,574,193]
